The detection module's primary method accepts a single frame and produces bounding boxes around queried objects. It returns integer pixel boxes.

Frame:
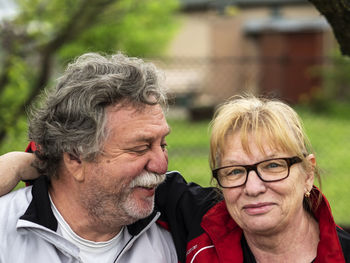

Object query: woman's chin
[241,215,283,236]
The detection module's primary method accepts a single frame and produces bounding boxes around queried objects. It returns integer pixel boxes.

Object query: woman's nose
[244,170,267,196]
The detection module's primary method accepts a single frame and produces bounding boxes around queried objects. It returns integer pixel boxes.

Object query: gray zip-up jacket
[0,176,177,263]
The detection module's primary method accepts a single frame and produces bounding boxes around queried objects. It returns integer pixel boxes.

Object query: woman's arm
[0,152,39,195]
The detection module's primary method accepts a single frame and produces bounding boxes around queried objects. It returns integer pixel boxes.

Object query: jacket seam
[190,245,214,263]
[114,236,135,263]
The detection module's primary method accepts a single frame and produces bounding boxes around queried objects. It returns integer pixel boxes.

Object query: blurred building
[159,0,333,109]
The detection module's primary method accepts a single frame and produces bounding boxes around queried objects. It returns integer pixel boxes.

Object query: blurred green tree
[321,51,350,102]
[305,50,350,115]
[0,0,179,151]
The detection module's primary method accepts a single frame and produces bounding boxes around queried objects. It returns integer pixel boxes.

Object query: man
[0,53,177,262]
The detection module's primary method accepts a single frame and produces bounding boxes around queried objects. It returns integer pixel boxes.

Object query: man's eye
[161,143,168,151]
[130,146,150,154]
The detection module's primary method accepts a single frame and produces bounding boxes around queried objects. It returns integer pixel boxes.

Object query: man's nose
[146,146,168,175]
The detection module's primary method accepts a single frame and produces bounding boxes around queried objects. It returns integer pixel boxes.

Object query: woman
[159,95,350,263]
[202,95,344,262]
[0,96,349,262]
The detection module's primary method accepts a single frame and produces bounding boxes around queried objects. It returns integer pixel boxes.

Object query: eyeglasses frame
[212,156,303,188]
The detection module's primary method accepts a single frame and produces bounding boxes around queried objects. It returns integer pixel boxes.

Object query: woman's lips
[243,202,275,215]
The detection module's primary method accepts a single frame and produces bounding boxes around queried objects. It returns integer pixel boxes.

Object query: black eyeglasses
[212,156,302,188]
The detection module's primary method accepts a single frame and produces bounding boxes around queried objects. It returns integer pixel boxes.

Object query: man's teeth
[137,185,156,189]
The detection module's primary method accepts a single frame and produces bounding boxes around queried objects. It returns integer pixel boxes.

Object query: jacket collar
[201,200,244,262]
[20,176,57,231]
[314,189,346,262]
[20,176,159,236]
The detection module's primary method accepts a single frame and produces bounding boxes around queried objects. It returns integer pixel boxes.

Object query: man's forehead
[131,125,171,141]
[106,103,170,136]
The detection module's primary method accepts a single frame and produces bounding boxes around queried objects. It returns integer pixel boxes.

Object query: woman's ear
[305,154,316,191]
[62,153,84,182]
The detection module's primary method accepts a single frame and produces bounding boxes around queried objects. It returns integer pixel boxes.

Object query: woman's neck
[244,211,320,263]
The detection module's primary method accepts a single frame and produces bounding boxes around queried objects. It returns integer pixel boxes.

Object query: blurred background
[0,0,349,228]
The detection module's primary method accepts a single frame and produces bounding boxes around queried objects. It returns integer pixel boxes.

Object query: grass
[167,108,350,226]
[298,109,350,225]
[167,119,212,185]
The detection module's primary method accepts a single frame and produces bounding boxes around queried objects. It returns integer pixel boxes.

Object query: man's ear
[305,154,316,191]
[62,153,84,182]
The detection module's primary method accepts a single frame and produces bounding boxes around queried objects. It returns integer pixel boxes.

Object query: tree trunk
[308,0,350,57]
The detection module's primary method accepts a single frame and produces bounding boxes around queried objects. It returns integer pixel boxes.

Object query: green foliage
[0,116,29,153]
[305,50,350,113]
[0,0,179,152]
[322,50,350,100]
[0,56,33,133]
[58,0,179,60]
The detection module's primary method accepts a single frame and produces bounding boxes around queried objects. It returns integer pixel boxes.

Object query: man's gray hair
[28,52,167,179]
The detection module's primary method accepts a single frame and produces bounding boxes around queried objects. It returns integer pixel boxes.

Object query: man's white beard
[121,171,166,221]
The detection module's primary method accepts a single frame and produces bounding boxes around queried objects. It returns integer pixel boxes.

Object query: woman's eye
[267,162,280,168]
[263,160,287,170]
[227,168,245,176]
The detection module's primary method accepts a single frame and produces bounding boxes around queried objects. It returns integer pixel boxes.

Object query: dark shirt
[241,234,316,263]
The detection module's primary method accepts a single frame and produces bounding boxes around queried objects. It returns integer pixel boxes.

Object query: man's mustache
[129,171,166,188]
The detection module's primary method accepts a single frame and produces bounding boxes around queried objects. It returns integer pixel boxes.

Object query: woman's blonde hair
[209,95,321,212]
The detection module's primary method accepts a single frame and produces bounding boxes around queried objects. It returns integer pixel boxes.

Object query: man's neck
[49,178,123,242]
[244,210,320,263]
